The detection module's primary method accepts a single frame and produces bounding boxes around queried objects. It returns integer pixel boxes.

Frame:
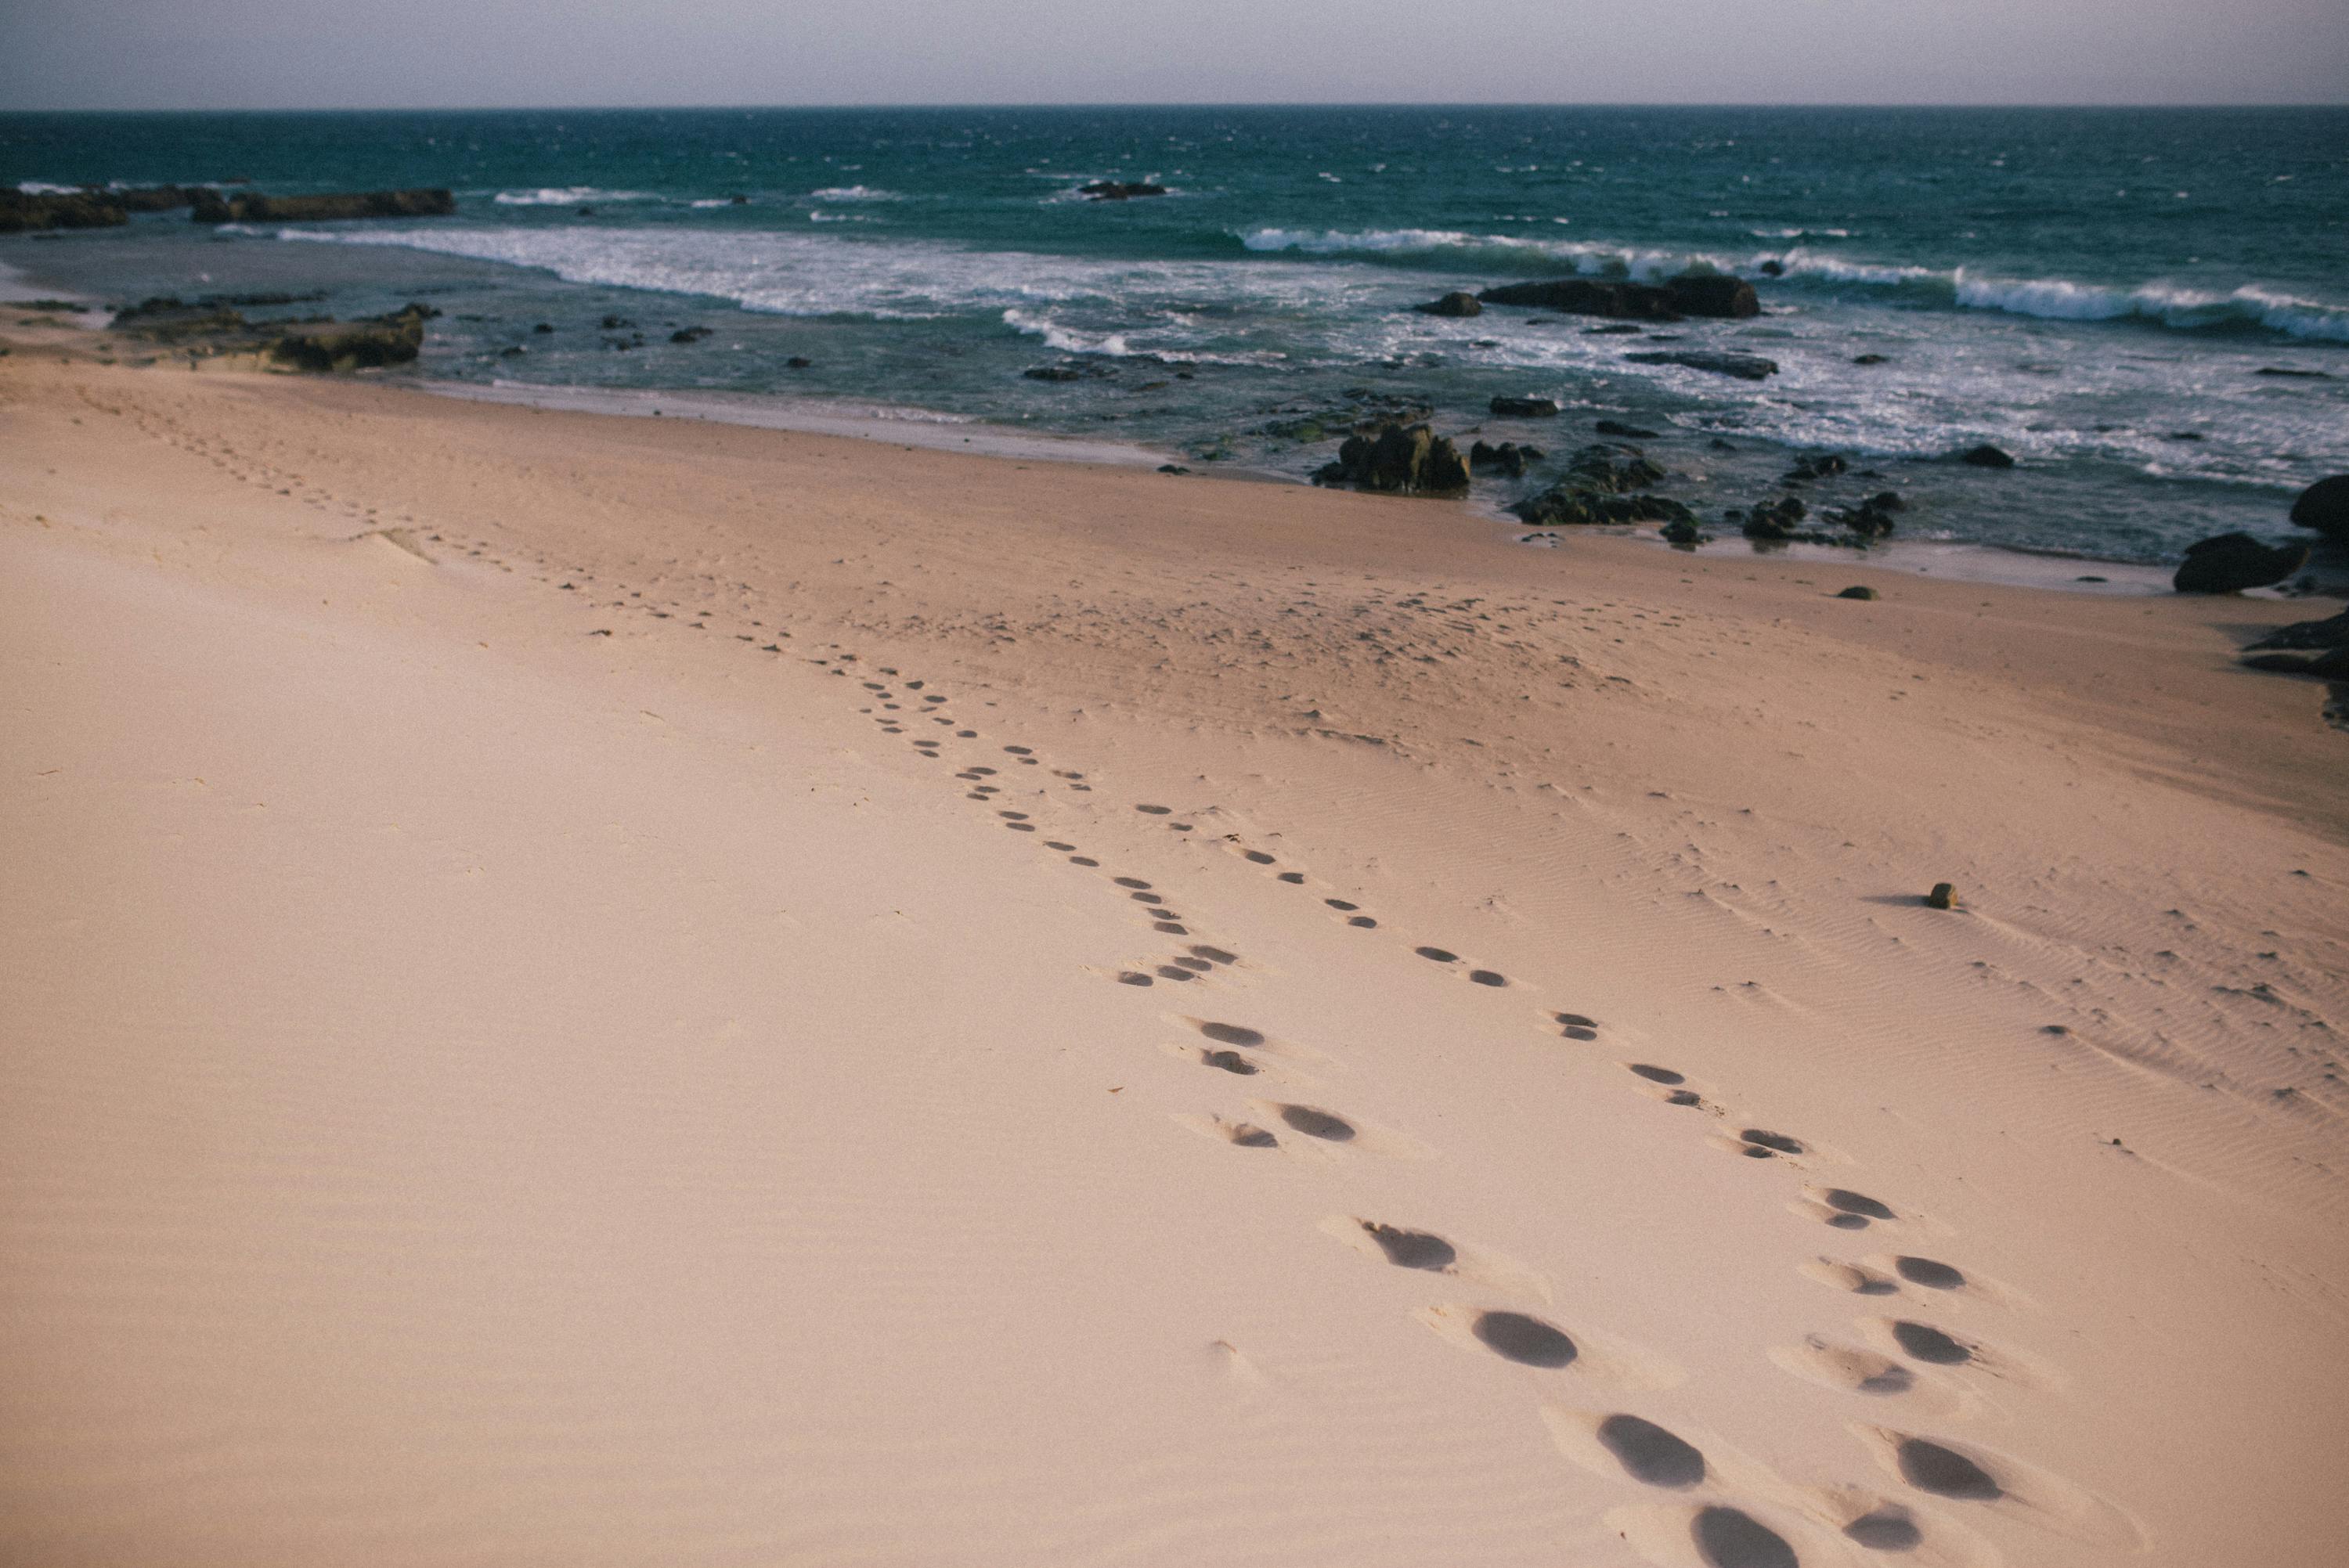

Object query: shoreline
[5,339,2347,1567]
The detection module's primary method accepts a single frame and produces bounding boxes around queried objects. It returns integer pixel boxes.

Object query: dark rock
[1737,496,1809,539]
[1477,274,1759,321]
[1415,290,1482,318]
[1853,352,1890,365]
[669,326,713,343]
[1625,349,1778,381]
[499,344,528,357]
[730,193,750,205]
[2243,647,2349,679]
[1023,364,1084,381]
[2173,532,2311,594]
[1312,424,1470,497]
[785,355,812,368]
[1156,463,1191,474]
[1758,259,1786,277]
[1660,518,1709,546]
[1490,395,1560,418]
[1926,883,1957,910]
[1595,420,1659,438]
[2246,611,2349,653]
[190,187,456,223]
[1784,452,1848,482]
[1825,490,1903,539]
[1080,181,1167,201]
[1958,444,2015,469]
[0,188,127,232]
[114,296,431,371]
[2288,475,2349,539]
[1511,449,1689,527]
[600,315,633,330]
[533,322,554,333]
[1584,323,1644,336]
[1838,585,1879,600]
[111,185,193,212]
[1469,440,1543,478]
[2256,366,2331,379]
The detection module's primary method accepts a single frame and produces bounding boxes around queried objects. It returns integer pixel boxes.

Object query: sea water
[5,106,2344,567]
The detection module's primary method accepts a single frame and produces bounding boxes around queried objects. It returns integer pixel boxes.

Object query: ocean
[5,106,2345,569]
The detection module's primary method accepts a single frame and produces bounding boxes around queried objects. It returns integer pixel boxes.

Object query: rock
[1023,365,1084,381]
[1415,291,1482,318]
[1737,496,1809,539]
[189,187,456,223]
[0,188,127,232]
[1511,486,1693,528]
[1925,883,1957,910]
[1958,444,2015,469]
[1478,274,1759,321]
[1489,395,1559,417]
[1312,424,1470,497]
[2172,532,2311,593]
[1584,323,1644,336]
[1838,585,1879,600]
[1469,440,1543,478]
[2288,475,2349,539]
[2256,366,2331,379]
[1758,259,1786,277]
[1080,181,1167,200]
[1156,463,1191,474]
[1664,275,1761,319]
[600,315,633,330]
[1853,353,1889,366]
[785,355,812,368]
[533,322,554,333]
[1660,518,1709,546]
[113,297,431,371]
[1624,349,1778,381]
[730,193,750,205]
[1783,452,1848,482]
[1595,420,1658,438]
[670,326,713,343]
[111,185,193,212]
[1825,491,1903,539]
[2246,611,2349,652]
[1561,443,1665,492]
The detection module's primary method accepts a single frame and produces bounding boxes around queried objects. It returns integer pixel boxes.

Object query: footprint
[1171,956,1212,971]
[1471,1310,1579,1368]
[1005,745,1033,755]
[1131,892,1164,904]
[1277,1104,1354,1141]
[1154,965,1197,982]
[1243,851,1276,865]
[1005,822,1036,833]
[1200,1049,1258,1076]
[1416,946,1460,964]
[1468,969,1507,987]
[1229,1124,1278,1148]
[1136,804,1172,815]
[1114,877,1152,889]
[1770,1337,1917,1397]
[1801,1259,1900,1296]
[1597,1414,1708,1488]
[1691,1506,1798,1568]
[1359,1221,1456,1271]
[1189,946,1237,965]
[1276,871,1305,885]
[1117,971,1154,987]
[1070,856,1101,867]
[1740,1130,1805,1156]
[1893,1256,1965,1290]
[1802,1187,1897,1230]
[1178,1115,1279,1149]
[1896,1437,2001,1501]
[1324,898,1359,910]
[1839,1505,1923,1552]
[1153,921,1189,935]
[1889,1321,1972,1366]
[1626,1063,1685,1085]
[1044,840,1076,852]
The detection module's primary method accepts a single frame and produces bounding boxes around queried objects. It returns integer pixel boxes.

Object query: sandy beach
[4,326,2345,1566]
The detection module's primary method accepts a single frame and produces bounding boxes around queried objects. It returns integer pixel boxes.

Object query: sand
[3,333,2345,1568]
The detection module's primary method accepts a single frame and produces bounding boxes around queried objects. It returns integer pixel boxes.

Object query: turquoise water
[6,106,2346,564]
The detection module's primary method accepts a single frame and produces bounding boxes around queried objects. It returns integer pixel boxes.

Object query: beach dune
[3,348,2345,1566]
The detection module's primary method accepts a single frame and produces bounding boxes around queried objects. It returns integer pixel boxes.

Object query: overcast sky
[3,0,2345,110]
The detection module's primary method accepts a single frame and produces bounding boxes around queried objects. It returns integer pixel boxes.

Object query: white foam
[810,186,900,202]
[491,187,655,207]
[15,181,84,195]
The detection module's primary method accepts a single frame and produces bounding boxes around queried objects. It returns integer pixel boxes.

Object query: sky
[2,0,2345,110]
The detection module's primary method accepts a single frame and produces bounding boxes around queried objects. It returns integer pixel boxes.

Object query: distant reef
[191,188,456,223]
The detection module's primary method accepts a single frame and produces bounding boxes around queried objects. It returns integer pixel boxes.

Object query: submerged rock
[1478,275,1759,321]
[1624,349,1778,381]
[1489,395,1560,417]
[1595,419,1659,438]
[111,297,434,371]
[1468,440,1543,478]
[1415,290,1482,317]
[2173,532,2310,593]
[190,187,456,223]
[1958,443,2016,469]
[1080,181,1167,200]
[1312,424,1470,497]
[2288,475,2349,540]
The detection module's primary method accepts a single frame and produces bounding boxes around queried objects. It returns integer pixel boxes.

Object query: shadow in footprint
[1824,1188,1896,1221]
[1117,972,1153,987]
[1189,946,1237,965]
[1276,871,1304,885]
[1114,877,1152,889]
[1154,921,1189,935]
[1202,1049,1257,1076]
[1897,1438,2002,1501]
[1469,970,1507,987]
[1891,1322,1972,1366]
[1155,966,1196,982]
[1362,1222,1455,1271]
[1627,1064,1685,1085]
[1692,1506,1798,1568]
[1325,898,1359,911]
[1244,851,1275,865]
[1200,1022,1265,1047]
[1416,946,1459,964]
[1597,1415,1706,1488]
[1896,1256,1965,1290]
[1844,1509,1924,1552]
[1741,1130,1804,1155]
[1230,1124,1278,1148]
[1279,1105,1355,1142]
[1136,804,1172,815]
[1472,1310,1577,1368]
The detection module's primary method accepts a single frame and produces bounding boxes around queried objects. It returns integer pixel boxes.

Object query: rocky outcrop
[1415,291,1481,317]
[1824,491,1904,539]
[1080,181,1167,201]
[1477,275,1759,321]
[1489,395,1559,417]
[1958,444,2015,469]
[189,188,456,223]
[1468,440,1543,478]
[0,189,127,232]
[1737,496,1811,540]
[114,185,194,211]
[1312,424,1470,497]
[2288,475,2349,540]
[1506,442,1687,527]
[1594,420,1658,438]
[2172,532,2310,593]
[1623,349,1778,381]
[112,297,435,372]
